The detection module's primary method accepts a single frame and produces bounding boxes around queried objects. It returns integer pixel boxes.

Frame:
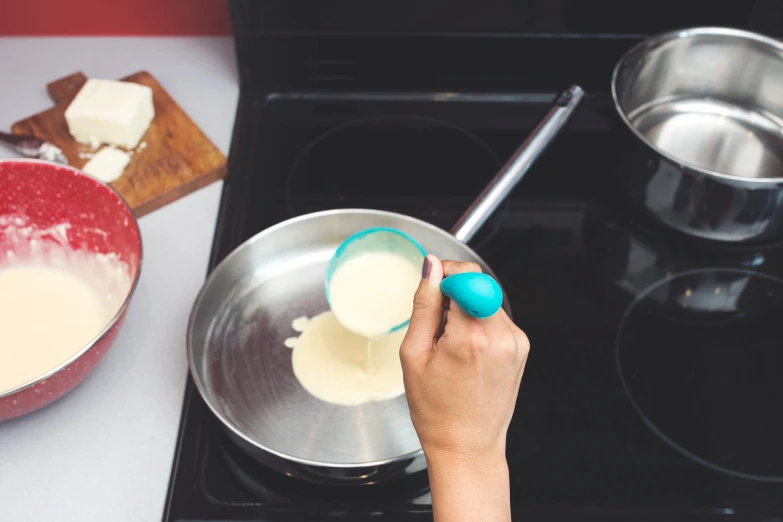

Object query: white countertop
[0,37,238,522]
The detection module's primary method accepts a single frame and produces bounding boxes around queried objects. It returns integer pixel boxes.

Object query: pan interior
[204,249,420,465]
[189,210,500,467]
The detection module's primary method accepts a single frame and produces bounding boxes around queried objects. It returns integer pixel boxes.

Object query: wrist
[425,445,512,522]
[423,445,508,475]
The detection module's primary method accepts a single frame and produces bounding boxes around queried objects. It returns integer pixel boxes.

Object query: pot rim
[611,26,783,185]
[0,158,144,400]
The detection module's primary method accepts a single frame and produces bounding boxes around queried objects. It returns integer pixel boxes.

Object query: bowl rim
[0,158,144,400]
[610,26,783,185]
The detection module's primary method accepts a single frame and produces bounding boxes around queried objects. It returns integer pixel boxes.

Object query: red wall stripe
[0,0,232,36]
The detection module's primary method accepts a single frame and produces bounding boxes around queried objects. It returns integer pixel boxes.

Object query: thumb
[401,254,444,362]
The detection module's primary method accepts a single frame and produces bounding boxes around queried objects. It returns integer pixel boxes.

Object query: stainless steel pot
[187,86,584,485]
[612,27,783,243]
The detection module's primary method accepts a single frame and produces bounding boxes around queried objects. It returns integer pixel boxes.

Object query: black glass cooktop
[163,86,783,521]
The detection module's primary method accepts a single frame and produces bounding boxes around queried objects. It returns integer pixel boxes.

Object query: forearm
[426,449,512,522]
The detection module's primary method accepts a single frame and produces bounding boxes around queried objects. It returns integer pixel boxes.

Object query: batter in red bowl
[0,159,142,421]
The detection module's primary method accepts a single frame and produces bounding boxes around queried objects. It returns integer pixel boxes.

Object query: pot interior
[613,28,783,180]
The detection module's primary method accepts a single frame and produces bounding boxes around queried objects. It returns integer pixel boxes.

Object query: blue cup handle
[440,272,503,319]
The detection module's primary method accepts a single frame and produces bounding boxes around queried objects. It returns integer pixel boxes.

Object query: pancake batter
[0,266,107,393]
[328,251,421,339]
[291,311,408,406]
[283,316,310,349]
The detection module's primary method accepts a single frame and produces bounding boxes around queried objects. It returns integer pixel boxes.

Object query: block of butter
[81,147,131,183]
[64,79,154,149]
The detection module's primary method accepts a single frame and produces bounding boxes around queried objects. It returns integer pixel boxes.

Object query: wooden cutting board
[11,71,227,218]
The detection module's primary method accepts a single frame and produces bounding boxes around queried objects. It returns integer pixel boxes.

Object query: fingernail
[421,256,432,280]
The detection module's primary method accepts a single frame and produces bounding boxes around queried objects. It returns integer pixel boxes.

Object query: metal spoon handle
[0,131,68,164]
[450,85,585,244]
[0,130,41,149]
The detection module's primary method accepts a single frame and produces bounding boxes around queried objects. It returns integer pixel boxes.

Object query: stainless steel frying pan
[187,85,584,485]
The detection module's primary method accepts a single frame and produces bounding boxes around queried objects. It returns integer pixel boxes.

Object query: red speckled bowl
[0,159,142,421]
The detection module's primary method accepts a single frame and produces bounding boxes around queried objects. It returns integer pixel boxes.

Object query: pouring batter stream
[290,251,421,406]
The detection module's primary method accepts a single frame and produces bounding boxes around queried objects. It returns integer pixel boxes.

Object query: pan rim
[187,207,502,469]
[611,26,783,186]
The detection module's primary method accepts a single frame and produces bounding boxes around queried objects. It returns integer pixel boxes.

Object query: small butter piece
[64,79,154,149]
[81,147,131,183]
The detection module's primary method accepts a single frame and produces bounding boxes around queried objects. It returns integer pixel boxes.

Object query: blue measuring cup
[325,227,503,336]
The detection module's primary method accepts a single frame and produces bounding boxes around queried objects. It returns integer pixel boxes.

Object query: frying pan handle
[449,85,585,243]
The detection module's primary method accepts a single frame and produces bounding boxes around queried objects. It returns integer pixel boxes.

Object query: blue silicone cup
[440,272,504,319]
[325,227,426,335]
[326,227,504,336]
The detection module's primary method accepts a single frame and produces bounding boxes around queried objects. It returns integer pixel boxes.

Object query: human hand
[400,255,529,465]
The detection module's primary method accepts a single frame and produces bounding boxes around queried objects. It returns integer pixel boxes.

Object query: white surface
[0,37,238,522]
[82,146,131,182]
[65,78,155,149]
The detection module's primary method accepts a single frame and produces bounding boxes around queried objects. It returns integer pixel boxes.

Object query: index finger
[441,260,483,278]
[447,296,507,327]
